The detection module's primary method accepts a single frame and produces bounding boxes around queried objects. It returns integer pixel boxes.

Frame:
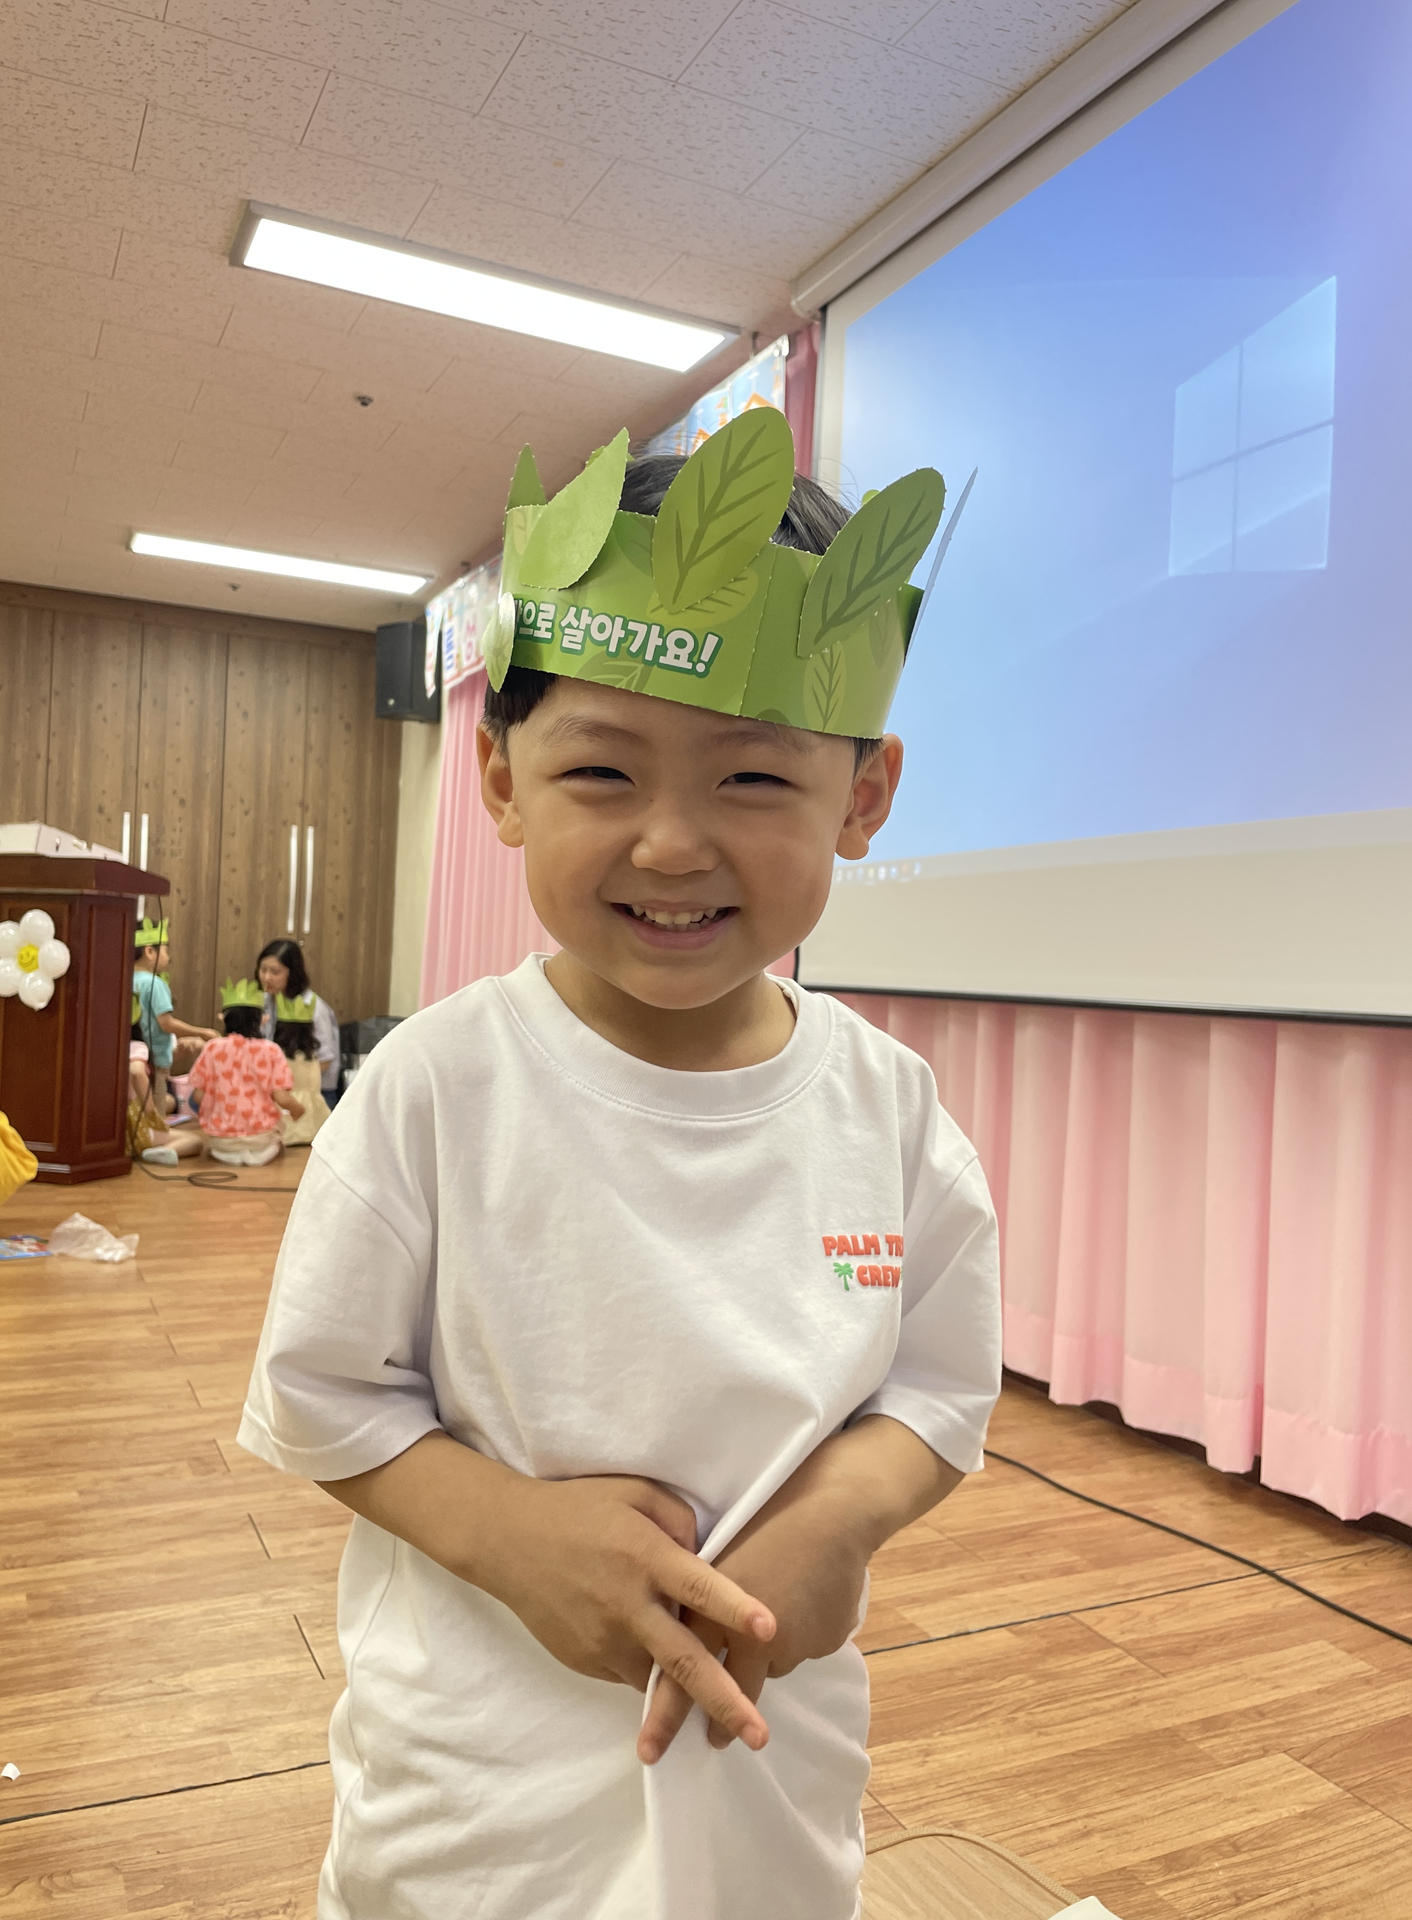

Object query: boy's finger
[654,1544,775,1644]
[707,1644,771,1749]
[636,1673,695,1763]
[636,1616,769,1764]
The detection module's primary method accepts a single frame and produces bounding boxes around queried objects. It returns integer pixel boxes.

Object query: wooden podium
[0,857,168,1183]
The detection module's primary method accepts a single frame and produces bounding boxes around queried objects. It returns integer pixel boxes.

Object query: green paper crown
[274,992,313,1023]
[220,977,265,1010]
[135,916,169,948]
[483,410,947,737]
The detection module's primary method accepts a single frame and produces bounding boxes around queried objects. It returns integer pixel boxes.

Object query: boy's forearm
[766,1414,963,1556]
[317,1430,521,1590]
[159,1013,209,1039]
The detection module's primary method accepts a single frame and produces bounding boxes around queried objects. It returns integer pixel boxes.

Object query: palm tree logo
[833,1261,854,1290]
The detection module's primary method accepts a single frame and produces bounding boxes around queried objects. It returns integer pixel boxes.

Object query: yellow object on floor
[863,1826,1118,1920]
[0,1110,38,1204]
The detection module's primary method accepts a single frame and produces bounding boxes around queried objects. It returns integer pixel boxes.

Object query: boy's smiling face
[478,678,902,1014]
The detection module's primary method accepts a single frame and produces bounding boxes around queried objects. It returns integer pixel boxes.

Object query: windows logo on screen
[1168,278,1335,575]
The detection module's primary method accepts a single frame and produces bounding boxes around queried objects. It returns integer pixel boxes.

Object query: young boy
[240,414,1001,1920]
[132,917,219,1119]
[190,980,305,1167]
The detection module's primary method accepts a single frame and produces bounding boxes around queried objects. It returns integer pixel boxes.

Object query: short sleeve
[189,1047,211,1092]
[150,976,174,1018]
[850,1098,1002,1474]
[238,1142,440,1480]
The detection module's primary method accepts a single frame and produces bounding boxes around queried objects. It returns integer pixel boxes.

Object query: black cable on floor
[985,1448,1412,1650]
[133,1154,302,1194]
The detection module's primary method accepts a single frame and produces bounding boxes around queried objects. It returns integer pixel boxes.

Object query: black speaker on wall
[376,617,440,724]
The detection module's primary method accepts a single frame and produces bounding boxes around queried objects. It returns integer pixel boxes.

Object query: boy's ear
[836,735,903,861]
[476,722,525,849]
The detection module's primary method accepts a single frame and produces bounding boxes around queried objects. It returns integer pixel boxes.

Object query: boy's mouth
[613,902,738,949]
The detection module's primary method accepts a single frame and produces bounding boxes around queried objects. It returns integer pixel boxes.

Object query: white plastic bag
[46,1212,138,1263]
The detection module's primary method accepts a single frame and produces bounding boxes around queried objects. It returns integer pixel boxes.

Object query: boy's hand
[478,1474,777,1760]
[638,1416,963,1763]
[636,1486,871,1763]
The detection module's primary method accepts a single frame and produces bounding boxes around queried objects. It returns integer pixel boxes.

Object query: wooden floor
[2,1162,1410,1919]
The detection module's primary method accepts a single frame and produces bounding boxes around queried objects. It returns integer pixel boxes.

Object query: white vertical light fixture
[231,204,736,373]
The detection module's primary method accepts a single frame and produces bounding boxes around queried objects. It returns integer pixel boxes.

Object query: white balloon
[0,957,21,996]
[18,969,54,1010]
[18,909,55,947]
[0,922,19,961]
[37,938,71,980]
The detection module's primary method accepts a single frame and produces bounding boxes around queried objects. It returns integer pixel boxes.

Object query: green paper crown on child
[274,992,314,1023]
[483,409,947,738]
[220,977,266,1010]
[135,916,169,949]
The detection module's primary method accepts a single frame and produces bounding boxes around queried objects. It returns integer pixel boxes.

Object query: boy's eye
[565,764,629,782]
[724,770,788,787]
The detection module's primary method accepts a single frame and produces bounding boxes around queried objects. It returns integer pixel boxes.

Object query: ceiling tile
[192,380,400,455]
[5,0,330,144]
[478,35,798,195]
[217,307,455,393]
[0,199,122,277]
[638,253,790,329]
[96,322,324,405]
[303,367,523,442]
[431,0,734,83]
[0,300,103,358]
[0,375,87,427]
[0,66,145,169]
[122,229,369,336]
[82,359,206,414]
[786,0,933,40]
[0,251,234,340]
[227,504,326,547]
[301,73,610,217]
[241,465,359,513]
[900,0,1135,93]
[678,0,1011,163]
[0,137,239,248]
[746,129,921,232]
[64,471,165,520]
[407,184,677,300]
[573,161,834,277]
[133,107,433,235]
[165,0,522,114]
[83,390,285,462]
[73,432,183,475]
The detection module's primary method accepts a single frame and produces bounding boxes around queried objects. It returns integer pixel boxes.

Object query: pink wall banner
[424,557,500,698]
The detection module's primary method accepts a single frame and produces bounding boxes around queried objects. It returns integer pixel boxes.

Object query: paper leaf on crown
[506,444,546,510]
[220,976,265,1010]
[651,409,795,612]
[797,469,946,659]
[495,413,947,736]
[516,429,629,588]
[135,916,169,948]
[274,992,314,1023]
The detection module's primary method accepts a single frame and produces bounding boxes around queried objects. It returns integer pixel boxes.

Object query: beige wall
[387,719,444,1016]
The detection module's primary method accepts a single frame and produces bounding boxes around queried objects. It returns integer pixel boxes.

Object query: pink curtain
[835,993,1412,1526]
[420,672,555,1005]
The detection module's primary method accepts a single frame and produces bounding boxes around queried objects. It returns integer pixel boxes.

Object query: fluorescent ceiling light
[130,532,427,595]
[232,205,734,373]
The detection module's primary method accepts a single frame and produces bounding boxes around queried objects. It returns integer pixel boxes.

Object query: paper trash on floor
[1,1763,20,1781]
[1055,1902,1122,1918]
[46,1213,138,1262]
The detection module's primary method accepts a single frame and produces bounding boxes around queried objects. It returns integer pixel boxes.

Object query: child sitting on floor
[272,993,331,1147]
[190,980,304,1168]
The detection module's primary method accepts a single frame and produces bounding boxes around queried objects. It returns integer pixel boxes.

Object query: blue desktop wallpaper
[842,0,1412,859]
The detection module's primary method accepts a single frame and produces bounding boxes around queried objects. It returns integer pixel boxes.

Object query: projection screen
[800,0,1412,1019]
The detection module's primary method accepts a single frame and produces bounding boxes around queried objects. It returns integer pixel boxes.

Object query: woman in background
[255,939,340,1105]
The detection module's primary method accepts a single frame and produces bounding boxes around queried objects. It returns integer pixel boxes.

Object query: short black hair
[256,938,311,999]
[483,453,883,771]
[222,1004,264,1039]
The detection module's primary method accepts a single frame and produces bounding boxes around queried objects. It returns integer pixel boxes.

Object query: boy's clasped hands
[331,1414,957,1766]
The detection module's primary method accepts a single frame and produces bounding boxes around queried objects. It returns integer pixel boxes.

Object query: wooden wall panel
[215,636,309,989]
[304,645,401,1022]
[0,604,54,823]
[136,627,230,1027]
[45,612,142,853]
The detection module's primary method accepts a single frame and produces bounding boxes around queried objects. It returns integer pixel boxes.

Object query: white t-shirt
[239,957,1001,1920]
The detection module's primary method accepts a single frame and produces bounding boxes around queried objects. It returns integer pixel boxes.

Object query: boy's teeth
[630,906,720,927]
